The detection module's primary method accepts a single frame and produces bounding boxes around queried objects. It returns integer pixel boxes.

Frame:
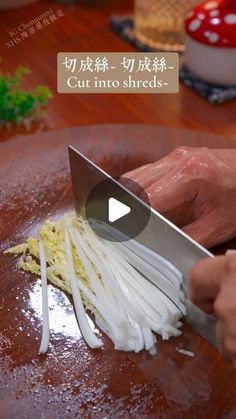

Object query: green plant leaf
[0,63,52,126]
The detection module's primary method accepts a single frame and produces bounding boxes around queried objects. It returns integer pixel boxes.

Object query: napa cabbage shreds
[5,212,95,300]
[5,211,186,354]
[20,256,40,275]
[6,243,28,254]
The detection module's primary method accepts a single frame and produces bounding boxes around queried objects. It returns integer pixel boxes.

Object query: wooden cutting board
[1,125,236,419]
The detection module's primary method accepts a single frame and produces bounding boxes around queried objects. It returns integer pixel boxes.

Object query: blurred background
[0,0,235,142]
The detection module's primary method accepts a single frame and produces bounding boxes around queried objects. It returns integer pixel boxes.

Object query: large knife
[69,145,217,347]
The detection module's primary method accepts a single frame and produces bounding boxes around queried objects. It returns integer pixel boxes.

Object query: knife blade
[69,145,217,347]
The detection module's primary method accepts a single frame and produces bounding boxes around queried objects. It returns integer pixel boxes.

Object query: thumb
[189,255,225,313]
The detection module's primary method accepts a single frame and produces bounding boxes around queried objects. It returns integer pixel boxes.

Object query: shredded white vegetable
[6,212,186,355]
[176,348,195,358]
[38,239,50,354]
[64,220,102,349]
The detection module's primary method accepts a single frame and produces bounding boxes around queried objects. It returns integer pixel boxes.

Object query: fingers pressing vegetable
[123,147,236,248]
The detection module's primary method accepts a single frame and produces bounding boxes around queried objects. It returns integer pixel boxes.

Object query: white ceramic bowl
[184,35,236,86]
[0,0,38,10]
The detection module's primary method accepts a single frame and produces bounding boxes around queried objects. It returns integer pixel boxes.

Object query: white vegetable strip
[75,236,137,350]
[79,220,182,338]
[142,326,156,351]
[72,224,164,352]
[79,219,184,312]
[107,241,186,313]
[119,242,182,290]
[122,239,183,284]
[101,240,183,341]
[108,262,168,326]
[92,220,183,286]
[71,228,126,327]
[63,222,102,349]
[74,227,143,326]
[102,245,176,343]
[119,243,182,293]
[71,228,144,350]
[102,242,176,321]
[176,348,195,357]
[10,212,187,355]
[107,260,148,324]
[92,242,146,322]
[39,239,50,354]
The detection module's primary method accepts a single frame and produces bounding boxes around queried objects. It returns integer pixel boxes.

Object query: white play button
[85,177,150,242]
[108,197,131,223]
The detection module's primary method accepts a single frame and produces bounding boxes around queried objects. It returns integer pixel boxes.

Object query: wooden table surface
[0,124,236,419]
[0,0,236,142]
[1,0,236,417]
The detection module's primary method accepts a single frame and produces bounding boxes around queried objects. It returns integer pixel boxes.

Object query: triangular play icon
[108,197,131,223]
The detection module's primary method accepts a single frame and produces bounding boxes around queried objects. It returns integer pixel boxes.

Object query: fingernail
[226,249,236,256]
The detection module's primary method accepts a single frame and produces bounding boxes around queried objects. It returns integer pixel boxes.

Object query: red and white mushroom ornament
[184,0,236,85]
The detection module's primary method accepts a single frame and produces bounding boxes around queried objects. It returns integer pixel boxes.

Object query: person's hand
[122,147,236,248]
[189,251,236,364]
